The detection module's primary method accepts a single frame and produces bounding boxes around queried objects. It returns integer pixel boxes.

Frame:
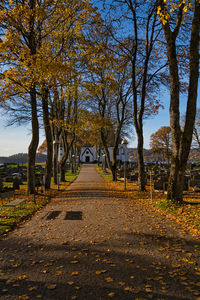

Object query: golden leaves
[107,292,115,298]
[95,270,107,275]
[45,283,57,290]
[124,286,135,293]
[70,260,79,264]
[71,271,79,276]
[18,275,28,280]
[105,277,114,283]
[28,286,38,291]
[60,241,69,245]
[55,270,62,276]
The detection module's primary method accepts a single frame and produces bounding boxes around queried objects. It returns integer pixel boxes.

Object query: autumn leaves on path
[0,164,200,300]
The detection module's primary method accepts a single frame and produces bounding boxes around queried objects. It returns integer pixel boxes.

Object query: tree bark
[60,135,68,182]
[111,123,123,181]
[41,84,52,189]
[27,84,39,194]
[137,129,146,190]
[160,0,200,203]
[53,139,59,184]
[60,131,74,181]
[27,0,40,195]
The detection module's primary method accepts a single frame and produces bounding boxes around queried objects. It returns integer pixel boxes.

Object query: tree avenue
[103,0,167,190]
[0,0,101,194]
[0,0,199,205]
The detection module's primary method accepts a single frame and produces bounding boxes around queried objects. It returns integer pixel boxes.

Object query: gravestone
[13,178,20,190]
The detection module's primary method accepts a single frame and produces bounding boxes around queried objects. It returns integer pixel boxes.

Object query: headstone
[13,179,20,190]
[154,180,167,191]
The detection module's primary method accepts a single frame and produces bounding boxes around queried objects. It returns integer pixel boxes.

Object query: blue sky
[0,119,31,156]
[0,117,44,156]
[0,86,199,156]
[0,1,198,157]
[0,98,170,156]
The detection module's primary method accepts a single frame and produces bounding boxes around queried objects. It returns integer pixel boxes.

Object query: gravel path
[0,164,200,300]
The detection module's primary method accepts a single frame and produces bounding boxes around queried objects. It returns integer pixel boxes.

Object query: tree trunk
[111,145,118,181]
[27,84,39,194]
[111,128,122,181]
[137,131,146,191]
[100,128,114,176]
[41,84,52,189]
[27,0,38,195]
[60,131,70,182]
[167,156,186,203]
[53,140,59,184]
[162,0,200,203]
[60,161,66,182]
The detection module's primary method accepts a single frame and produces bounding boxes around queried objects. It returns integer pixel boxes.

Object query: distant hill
[0,153,46,164]
[128,148,161,162]
[128,147,200,163]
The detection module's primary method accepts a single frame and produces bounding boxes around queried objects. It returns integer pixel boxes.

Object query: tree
[192,108,200,150]
[182,108,200,151]
[0,0,42,194]
[104,0,166,190]
[158,0,200,203]
[150,126,172,164]
[83,28,132,181]
[0,0,100,192]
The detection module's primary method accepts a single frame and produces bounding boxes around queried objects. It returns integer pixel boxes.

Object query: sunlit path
[0,164,200,299]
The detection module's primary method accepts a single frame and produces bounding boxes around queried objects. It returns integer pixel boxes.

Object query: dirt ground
[0,164,200,300]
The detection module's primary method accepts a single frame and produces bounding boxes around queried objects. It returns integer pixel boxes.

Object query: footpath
[0,164,200,300]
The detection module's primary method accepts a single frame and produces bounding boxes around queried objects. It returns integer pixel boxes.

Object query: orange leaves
[95,270,107,275]
[107,292,115,298]
[45,283,57,290]
[71,271,79,276]
[18,275,28,280]
[70,260,79,264]
[105,276,114,283]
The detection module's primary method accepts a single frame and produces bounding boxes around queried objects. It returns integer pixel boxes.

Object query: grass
[0,196,48,235]
[96,165,200,238]
[96,165,114,182]
[0,168,80,236]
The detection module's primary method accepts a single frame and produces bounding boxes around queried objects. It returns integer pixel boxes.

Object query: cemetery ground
[0,167,79,236]
[0,165,200,299]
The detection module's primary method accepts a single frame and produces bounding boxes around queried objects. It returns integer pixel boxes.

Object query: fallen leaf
[45,284,57,290]
[60,241,68,245]
[41,270,48,274]
[70,260,79,264]
[124,286,135,293]
[18,275,27,280]
[28,286,37,291]
[95,270,107,275]
[118,281,125,286]
[105,277,114,282]
[108,292,115,297]
[12,264,20,268]
[56,270,62,276]
[71,272,79,276]
[18,295,29,299]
